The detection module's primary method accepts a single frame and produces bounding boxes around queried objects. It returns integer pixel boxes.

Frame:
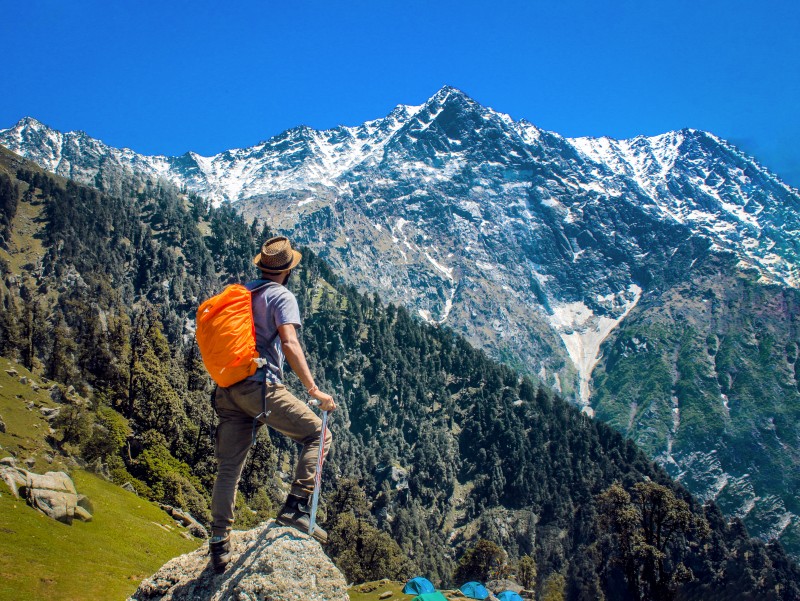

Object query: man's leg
[263,384,333,497]
[210,381,264,538]
[264,384,332,542]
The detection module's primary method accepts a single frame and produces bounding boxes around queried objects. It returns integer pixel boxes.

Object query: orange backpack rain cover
[196,284,260,387]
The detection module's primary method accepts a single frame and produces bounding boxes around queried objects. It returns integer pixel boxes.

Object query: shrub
[327,512,414,583]
[83,406,131,461]
[454,539,508,584]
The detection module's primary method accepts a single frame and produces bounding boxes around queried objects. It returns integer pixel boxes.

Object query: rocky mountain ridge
[4,89,798,284]
[2,87,799,557]
[3,89,798,404]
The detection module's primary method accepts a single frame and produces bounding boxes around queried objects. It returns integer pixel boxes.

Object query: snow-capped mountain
[3,86,800,556]
[4,90,798,400]
[5,90,797,288]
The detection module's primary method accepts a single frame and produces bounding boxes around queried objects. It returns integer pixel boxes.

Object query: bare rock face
[129,521,349,601]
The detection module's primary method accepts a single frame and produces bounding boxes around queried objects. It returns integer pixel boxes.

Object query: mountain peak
[425,85,477,109]
[14,116,50,131]
[386,103,424,121]
[432,83,466,96]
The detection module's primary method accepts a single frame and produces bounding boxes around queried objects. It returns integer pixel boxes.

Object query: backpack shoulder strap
[246,279,274,293]
[248,280,281,347]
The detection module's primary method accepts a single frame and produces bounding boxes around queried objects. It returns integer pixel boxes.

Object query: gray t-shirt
[245,279,302,384]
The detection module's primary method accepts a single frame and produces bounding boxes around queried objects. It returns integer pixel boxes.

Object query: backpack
[196,282,270,387]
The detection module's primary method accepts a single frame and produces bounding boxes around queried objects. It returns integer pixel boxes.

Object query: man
[209,236,336,573]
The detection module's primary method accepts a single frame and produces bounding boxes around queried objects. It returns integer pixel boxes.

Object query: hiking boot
[275,494,328,544]
[209,534,231,573]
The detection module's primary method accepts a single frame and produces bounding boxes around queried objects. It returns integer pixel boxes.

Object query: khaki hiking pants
[210,380,333,537]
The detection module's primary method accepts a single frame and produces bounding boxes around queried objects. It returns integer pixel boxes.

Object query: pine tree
[326,512,414,583]
[129,310,186,440]
[597,481,710,601]
[47,309,77,383]
[517,554,537,590]
[541,573,567,601]
[0,171,18,244]
[0,284,22,357]
[19,293,46,371]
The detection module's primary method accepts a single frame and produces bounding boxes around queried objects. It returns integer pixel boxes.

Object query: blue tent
[403,577,435,595]
[459,581,490,600]
[497,591,524,601]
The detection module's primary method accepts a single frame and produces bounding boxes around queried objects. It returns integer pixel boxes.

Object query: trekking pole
[307,399,329,538]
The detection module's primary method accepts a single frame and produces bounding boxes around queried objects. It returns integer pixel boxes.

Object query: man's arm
[278,323,336,412]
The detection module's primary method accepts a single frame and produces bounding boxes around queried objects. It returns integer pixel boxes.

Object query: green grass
[0,358,202,601]
[348,580,414,601]
[347,581,467,601]
[0,471,201,601]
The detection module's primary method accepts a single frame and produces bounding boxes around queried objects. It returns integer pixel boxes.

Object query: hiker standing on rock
[207,236,335,573]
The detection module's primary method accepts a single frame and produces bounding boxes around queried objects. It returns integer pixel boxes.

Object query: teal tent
[403,577,435,595]
[497,591,524,601]
[412,593,448,601]
[459,581,490,600]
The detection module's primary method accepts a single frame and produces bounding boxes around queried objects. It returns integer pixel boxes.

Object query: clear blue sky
[3,0,800,186]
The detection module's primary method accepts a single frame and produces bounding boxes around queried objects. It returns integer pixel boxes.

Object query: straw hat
[253,236,302,274]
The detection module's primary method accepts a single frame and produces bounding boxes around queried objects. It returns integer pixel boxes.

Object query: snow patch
[418,309,433,323]
[549,284,643,407]
[416,287,456,325]
[424,251,454,280]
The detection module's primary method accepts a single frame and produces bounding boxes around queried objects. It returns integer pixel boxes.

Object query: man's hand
[310,388,336,412]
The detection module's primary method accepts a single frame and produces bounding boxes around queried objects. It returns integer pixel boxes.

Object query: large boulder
[0,466,92,524]
[129,521,349,601]
[40,406,60,420]
[0,413,5,433]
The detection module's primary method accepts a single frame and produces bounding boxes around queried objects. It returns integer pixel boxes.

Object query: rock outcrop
[487,579,523,594]
[0,465,93,524]
[130,521,349,601]
[160,503,209,539]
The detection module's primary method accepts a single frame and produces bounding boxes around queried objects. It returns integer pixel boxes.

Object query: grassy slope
[347,580,416,600]
[0,359,201,601]
[0,145,48,277]
[347,580,473,601]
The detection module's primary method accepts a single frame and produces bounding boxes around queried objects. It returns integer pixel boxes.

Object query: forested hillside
[0,145,798,600]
